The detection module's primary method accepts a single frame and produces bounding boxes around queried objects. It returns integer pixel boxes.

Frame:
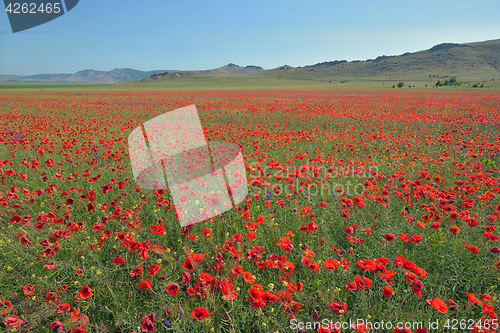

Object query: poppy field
[1,89,500,332]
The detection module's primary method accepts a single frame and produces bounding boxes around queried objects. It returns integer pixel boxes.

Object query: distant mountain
[264,39,500,80]
[0,68,167,83]
[137,39,500,87]
[1,64,264,83]
[4,38,499,86]
[145,64,266,80]
[198,63,265,75]
[274,65,294,70]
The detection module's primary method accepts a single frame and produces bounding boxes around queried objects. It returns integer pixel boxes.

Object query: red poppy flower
[411,280,424,298]
[262,291,277,304]
[467,292,483,305]
[301,256,313,266]
[341,210,350,218]
[399,233,410,242]
[381,286,395,299]
[402,260,417,271]
[425,297,448,313]
[464,244,479,254]
[323,259,339,270]
[427,221,439,229]
[232,264,244,276]
[415,326,428,333]
[246,231,257,240]
[183,257,195,271]
[190,307,210,320]
[16,232,30,245]
[449,225,460,236]
[484,231,499,242]
[413,266,428,279]
[354,275,373,290]
[129,265,144,277]
[416,221,426,228]
[405,272,418,281]
[148,264,162,276]
[4,315,26,328]
[23,283,35,296]
[345,282,357,291]
[181,272,191,284]
[243,272,255,283]
[481,294,493,302]
[299,220,318,234]
[384,233,395,241]
[78,284,93,300]
[202,228,212,239]
[141,313,156,332]
[148,224,165,235]
[352,323,371,333]
[200,272,212,282]
[410,235,423,244]
[393,328,413,333]
[48,321,64,332]
[281,261,295,276]
[190,253,205,262]
[137,278,153,292]
[44,261,58,270]
[112,255,125,265]
[380,270,396,284]
[248,284,264,303]
[166,283,179,296]
[330,300,348,314]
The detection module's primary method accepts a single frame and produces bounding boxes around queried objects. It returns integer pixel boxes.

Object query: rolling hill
[264,39,500,81]
[0,68,167,83]
[2,39,499,88]
[136,39,500,89]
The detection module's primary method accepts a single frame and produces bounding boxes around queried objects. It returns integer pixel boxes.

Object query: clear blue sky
[1,0,499,75]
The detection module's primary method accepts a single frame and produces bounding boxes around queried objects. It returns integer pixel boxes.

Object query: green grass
[2,75,499,92]
[1,90,500,332]
[0,82,119,90]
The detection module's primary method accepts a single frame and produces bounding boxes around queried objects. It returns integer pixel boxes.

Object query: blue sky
[1,0,499,75]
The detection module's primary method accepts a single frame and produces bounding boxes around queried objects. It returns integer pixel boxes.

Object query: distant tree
[436,80,442,86]
[397,82,404,88]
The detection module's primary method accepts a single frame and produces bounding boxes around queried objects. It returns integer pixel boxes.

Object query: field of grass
[2,75,500,92]
[1,89,500,333]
